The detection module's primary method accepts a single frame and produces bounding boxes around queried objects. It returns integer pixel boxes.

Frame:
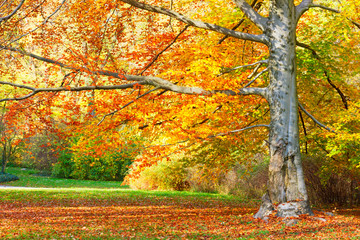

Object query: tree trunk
[254,0,313,219]
[1,141,6,174]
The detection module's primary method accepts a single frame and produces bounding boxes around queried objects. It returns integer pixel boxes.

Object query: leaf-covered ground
[0,189,359,239]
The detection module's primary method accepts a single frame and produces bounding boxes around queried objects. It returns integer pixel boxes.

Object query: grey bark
[259,0,312,218]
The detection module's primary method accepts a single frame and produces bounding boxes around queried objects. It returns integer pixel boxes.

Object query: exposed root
[254,193,313,220]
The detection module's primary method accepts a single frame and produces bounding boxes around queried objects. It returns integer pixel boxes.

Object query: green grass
[1,167,249,203]
[2,167,129,189]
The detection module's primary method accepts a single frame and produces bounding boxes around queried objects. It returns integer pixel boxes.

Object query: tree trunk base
[254,193,313,219]
[253,192,274,219]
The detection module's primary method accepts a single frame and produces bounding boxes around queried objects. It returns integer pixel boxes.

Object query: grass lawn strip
[0,167,359,239]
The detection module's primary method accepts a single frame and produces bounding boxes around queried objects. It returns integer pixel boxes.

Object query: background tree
[0,103,21,174]
[0,0,359,219]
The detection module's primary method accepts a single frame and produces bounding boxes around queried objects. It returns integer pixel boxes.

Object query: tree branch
[0,0,25,22]
[298,103,334,132]
[297,2,360,30]
[247,62,262,79]
[0,81,141,102]
[148,124,269,148]
[5,0,66,45]
[208,124,269,138]
[2,45,271,99]
[119,0,268,44]
[323,71,348,109]
[1,45,209,94]
[215,87,268,98]
[298,110,308,154]
[296,0,313,21]
[350,20,360,30]
[232,0,267,31]
[242,67,268,88]
[296,41,348,109]
[139,25,189,75]
[157,124,269,157]
[309,4,340,13]
[97,87,161,125]
[217,59,268,76]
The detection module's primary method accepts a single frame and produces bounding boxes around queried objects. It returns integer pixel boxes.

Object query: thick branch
[298,103,334,132]
[215,87,268,98]
[119,0,268,44]
[1,45,207,94]
[217,0,266,45]
[233,0,267,31]
[0,81,141,102]
[0,0,25,22]
[247,62,262,79]
[296,0,313,21]
[3,45,271,98]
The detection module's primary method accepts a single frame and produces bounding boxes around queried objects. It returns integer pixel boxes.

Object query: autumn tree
[0,0,359,219]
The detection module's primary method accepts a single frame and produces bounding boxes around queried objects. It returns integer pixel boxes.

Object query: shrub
[69,150,134,181]
[186,165,221,193]
[0,173,19,183]
[186,161,268,198]
[303,154,360,206]
[129,159,189,191]
[51,149,74,178]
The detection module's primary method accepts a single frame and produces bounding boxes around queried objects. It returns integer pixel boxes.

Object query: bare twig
[309,4,340,13]
[218,0,261,44]
[247,62,262,79]
[97,86,161,125]
[242,67,268,88]
[217,59,268,76]
[3,0,66,46]
[209,124,269,138]
[139,25,189,75]
[147,124,269,149]
[0,0,25,22]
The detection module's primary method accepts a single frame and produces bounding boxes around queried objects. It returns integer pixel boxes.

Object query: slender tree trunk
[254,0,312,218]
[1,141,6,174]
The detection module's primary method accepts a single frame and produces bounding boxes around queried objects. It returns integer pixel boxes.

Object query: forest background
[0,0,359,210]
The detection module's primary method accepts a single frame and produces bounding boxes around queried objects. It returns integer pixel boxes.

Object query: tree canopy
[0,0,359,218]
